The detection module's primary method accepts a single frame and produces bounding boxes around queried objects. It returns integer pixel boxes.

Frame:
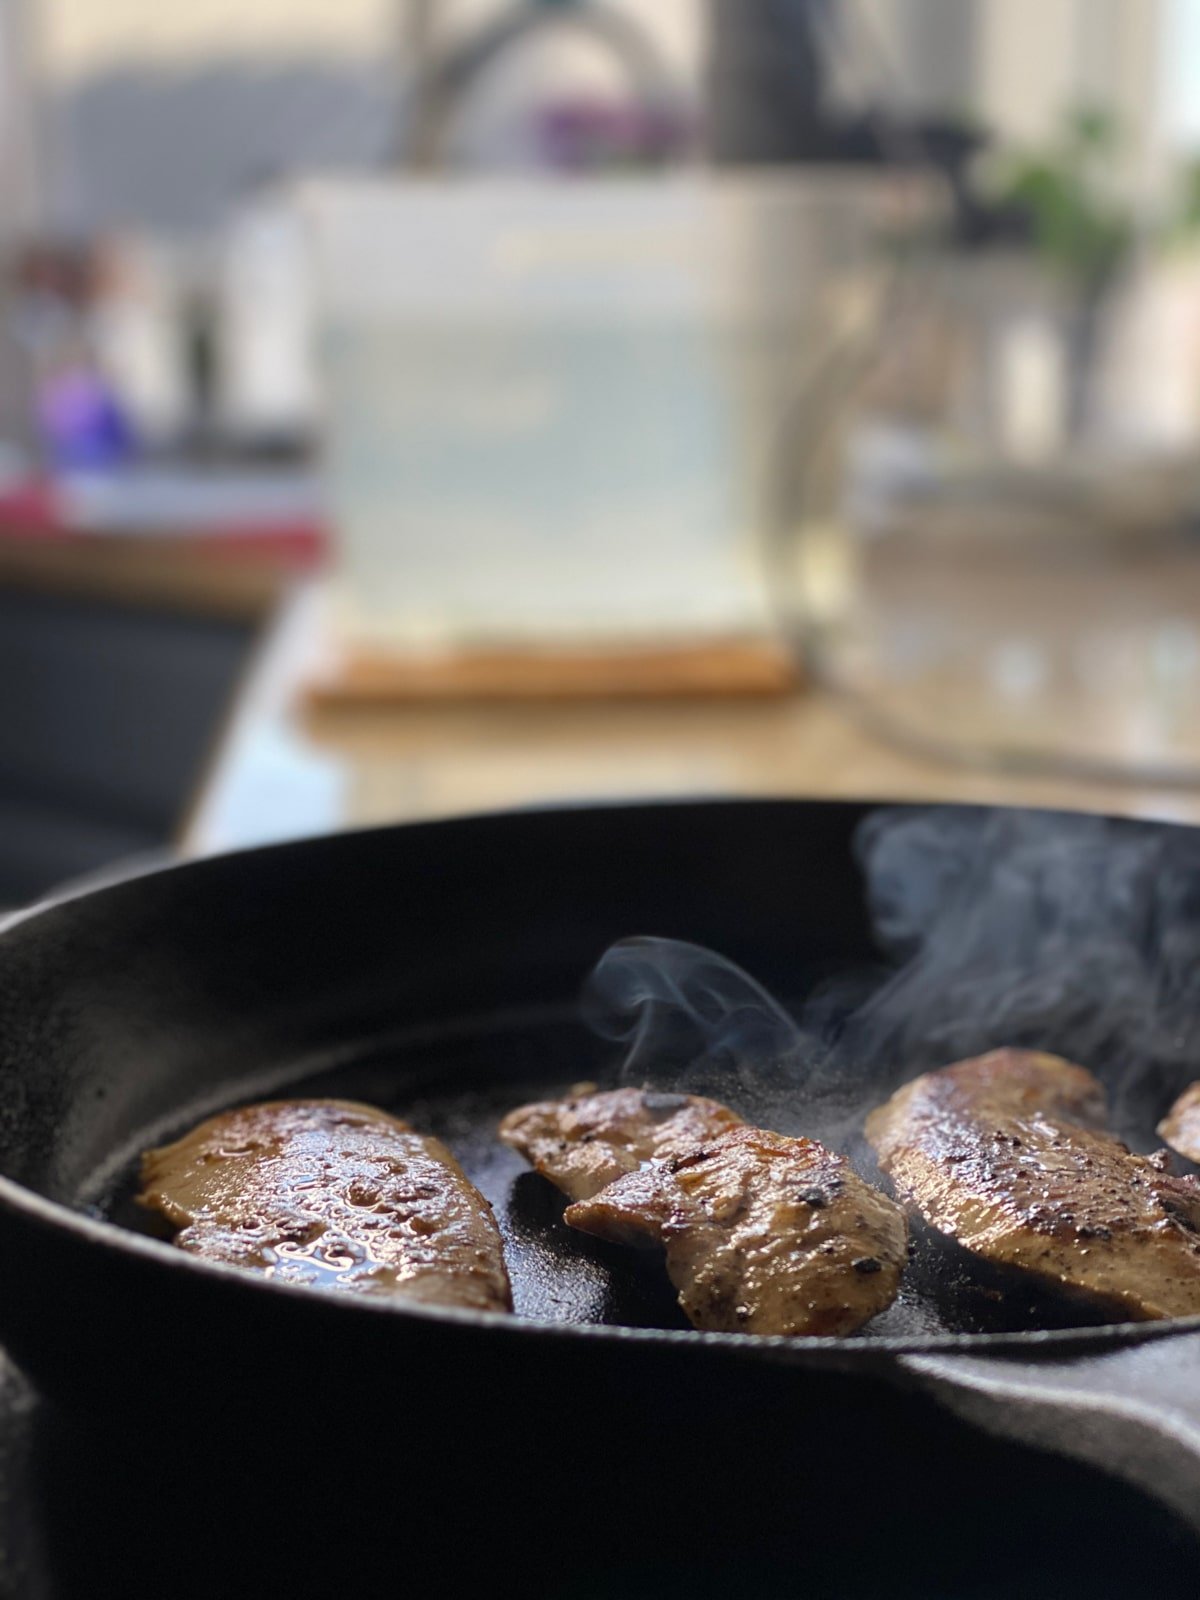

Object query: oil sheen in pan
[101,1009,1117,1340]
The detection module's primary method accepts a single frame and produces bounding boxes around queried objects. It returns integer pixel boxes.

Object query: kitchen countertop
[183,582,1200,857]
[0,527,290,620]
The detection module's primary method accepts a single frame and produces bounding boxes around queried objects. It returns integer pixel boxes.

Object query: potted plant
[985,104,1135,440]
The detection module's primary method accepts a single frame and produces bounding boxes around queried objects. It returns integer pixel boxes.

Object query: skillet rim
[1,793,1197,1362]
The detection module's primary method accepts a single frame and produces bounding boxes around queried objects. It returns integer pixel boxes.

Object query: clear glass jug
[777,239,1200,786]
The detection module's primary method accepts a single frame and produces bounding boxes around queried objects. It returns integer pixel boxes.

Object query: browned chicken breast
[139,1099,512,1312]
[499,1084,745,1203]
[1158,1083,1200,1164]
[502,1087,907,1336]
[867,1049,1200,1322]
[567,1125,907,1336]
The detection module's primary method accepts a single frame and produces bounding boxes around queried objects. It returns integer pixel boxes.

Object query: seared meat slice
[139,1099,512,1312]
[866,1049,1200,1322]
[1159,1083,1200,1164]
[499,1085,744,1204]
[566,1126,907,1336]
[502,1086,906,1335]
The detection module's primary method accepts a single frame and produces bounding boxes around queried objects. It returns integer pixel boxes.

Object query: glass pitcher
[775,232,1200,786]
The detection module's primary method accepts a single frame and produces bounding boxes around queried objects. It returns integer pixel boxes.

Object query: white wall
[37,0,394,79]
[0,0,40,233]
[37,0,704,82]
[974,0,1168,199]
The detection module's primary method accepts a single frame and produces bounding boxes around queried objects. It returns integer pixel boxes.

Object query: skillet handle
[898,1332,1200,1530]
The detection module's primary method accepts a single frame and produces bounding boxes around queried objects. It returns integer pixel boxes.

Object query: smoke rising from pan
[850,808,1200,1097]
[584,935,808,1125]
[584,808,1200,1147]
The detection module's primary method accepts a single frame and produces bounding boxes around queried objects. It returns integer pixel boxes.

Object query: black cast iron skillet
[1,798,1199,1596]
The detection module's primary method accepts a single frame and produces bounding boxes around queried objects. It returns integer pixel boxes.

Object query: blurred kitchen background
[7,0,1200,903]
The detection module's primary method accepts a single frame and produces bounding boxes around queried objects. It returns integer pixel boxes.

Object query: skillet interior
[2,798,1199,1344]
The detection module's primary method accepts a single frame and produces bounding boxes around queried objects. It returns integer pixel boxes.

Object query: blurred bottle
[36,343,134,472]
[214,180,318,456]
[87,236,189,453]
